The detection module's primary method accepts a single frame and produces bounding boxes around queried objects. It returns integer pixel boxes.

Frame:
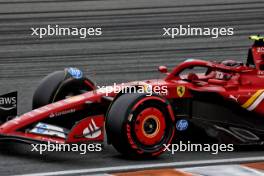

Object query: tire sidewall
[106,93,175,157]
[32,69,95,109]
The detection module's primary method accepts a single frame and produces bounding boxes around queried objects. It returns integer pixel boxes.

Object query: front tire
[32,68,95,109]
[106,93,175,158]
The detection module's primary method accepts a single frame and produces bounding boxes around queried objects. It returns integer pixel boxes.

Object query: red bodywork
[0,37,264,145]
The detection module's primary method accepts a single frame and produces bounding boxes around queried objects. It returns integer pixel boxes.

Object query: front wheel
[32,68,95,109]
[106,93,175,158]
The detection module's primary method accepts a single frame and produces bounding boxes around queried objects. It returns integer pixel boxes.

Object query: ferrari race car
[0,35,264,158]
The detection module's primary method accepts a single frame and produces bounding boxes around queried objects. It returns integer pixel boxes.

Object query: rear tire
[106,93,175,158]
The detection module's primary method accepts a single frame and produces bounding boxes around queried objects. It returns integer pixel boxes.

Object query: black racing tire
[106,93,175,158]
[32,68,95,109]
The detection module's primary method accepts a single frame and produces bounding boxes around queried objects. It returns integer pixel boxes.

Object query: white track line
[17,156,264,176]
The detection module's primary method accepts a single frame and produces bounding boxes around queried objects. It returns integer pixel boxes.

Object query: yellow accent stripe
[242,90,264,108]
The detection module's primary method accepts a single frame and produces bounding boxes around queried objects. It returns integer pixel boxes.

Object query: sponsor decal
[0,92,17,110]
[0,92,17,120]
[215,71,225,79]
[36,123,47,133]
[82,119,102,139]
[49,109,76,118]
[67,67,83,79]
[68,115,104,142]
[258,71,264,75]
[257,47,264,53]
[64,95,85,103]
[176,119,189,131]
[30,122,67,139]
[229,95,239,102]
[177,86,185,97]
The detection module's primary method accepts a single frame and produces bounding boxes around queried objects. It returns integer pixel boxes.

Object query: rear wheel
[106,93,175,158]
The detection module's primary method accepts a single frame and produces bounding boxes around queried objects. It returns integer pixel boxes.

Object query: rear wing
[0,92,17,123]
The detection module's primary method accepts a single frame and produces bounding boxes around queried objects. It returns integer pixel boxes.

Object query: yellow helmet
[249,35,264,41]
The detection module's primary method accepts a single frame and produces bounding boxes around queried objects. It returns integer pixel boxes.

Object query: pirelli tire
[32,68,95,109]
[106,93,175,158]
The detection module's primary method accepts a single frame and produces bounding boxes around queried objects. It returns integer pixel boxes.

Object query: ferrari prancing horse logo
[177,86,185,97]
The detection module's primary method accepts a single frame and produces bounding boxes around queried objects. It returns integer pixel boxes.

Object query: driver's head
[187,72,199,81]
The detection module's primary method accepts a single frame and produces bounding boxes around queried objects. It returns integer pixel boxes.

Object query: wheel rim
[134,107,166,146]
[143,116,160,137]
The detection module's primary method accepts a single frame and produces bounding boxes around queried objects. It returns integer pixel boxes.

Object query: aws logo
[0,97,16,105]
[0,92,17,111]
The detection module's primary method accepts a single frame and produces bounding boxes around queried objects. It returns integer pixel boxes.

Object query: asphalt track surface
[0,0,264,175]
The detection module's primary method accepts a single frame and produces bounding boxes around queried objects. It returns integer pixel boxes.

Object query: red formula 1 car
[0,36,264,158]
